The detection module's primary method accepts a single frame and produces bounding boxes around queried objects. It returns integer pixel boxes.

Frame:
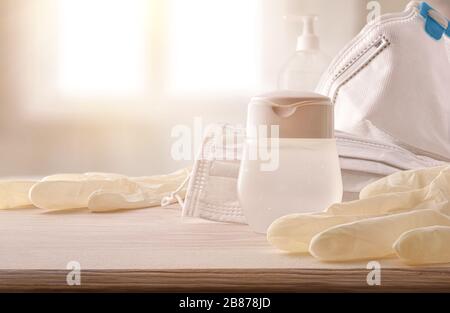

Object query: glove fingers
[325,189,425,216]
[88,191,151,212]
[309,209,450,262]
[394,226,450,265]
[1,168,191,212]
[29,179,134,210]
[327,167,450,216]
[360,165,448,199]
[267,213,363,253]
[88,169,190,212]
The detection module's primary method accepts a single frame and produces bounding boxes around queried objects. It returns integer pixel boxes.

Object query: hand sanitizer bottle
[278,15,330,91]
[238,91,343,234]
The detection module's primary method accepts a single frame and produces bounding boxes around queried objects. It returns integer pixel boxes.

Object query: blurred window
[58,0,149,96]
[168,0,259,92]
[57,0,260,98]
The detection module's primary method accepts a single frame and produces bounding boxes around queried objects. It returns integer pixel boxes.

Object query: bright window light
[58,0,148,97]
[169,0,259,92]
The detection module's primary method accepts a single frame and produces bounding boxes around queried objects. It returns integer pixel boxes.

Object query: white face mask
[182,125,246,224]
[316,1,450,161]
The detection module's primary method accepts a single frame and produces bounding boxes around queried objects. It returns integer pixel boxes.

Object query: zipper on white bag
[327,35,390,104]
[318,2,450,163]
[316,3,420,101]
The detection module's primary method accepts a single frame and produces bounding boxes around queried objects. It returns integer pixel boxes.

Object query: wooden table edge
[1,268,449,292]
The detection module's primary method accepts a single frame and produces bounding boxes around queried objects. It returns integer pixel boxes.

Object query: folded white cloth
[336,130,446,200]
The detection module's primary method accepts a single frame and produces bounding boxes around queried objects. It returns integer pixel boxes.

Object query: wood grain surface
[1,207,449,292]
[1,268,450,292]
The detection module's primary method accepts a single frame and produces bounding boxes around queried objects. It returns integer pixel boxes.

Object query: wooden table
[0,207,449,292]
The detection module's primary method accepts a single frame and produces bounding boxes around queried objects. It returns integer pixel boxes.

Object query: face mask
[316,1,450,161]
[182,125,246,224]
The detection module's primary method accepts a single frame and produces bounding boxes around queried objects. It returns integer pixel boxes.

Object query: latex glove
[393,225,450,265]
[309,209,450,261]
[267,213,363,253]
[88,169,190,212]
[30,173,134,211]
[309,167,450,261]
[325,166,450,216]
[360,165,448,198]
[0,180,37,209]
[29,168,190,212]
[267,165,450,255]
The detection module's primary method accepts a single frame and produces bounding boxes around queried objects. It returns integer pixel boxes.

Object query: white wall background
[0,0,448,177]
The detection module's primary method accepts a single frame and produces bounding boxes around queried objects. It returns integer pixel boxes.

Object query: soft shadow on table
[41,206,180,215]
[0,205,39,211]
[42,208,90,214]
[261,248,311,258]
[277,253,450,269]
[264,249,385,267]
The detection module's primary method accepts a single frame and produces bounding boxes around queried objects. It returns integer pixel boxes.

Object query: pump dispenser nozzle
[284,15,320,51]
[298,15,320,51]
[279,14,329,91]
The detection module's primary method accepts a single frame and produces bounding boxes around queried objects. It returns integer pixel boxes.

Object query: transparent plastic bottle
[278,51,330,91]
[278,15,330,91]
[237,91,343,234]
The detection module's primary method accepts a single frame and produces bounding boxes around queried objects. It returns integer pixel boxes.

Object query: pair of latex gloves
[0,168,190,212]
[268,165,450,265]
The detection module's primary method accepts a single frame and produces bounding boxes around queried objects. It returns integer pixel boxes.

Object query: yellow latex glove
[309,209,450,261]
[325,166,450,216]
[267,214,362,253]
[0,180,37,209]
[87,169,190,212]
[29,168,190,212]
[393,226,450,265]
[360,166,448,199]
[394,199,449,265]
[29,173,131,211]
[268,166,450,260]
[310,168,448,262]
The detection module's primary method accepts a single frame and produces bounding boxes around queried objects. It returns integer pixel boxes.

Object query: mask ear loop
[161,172,191,208]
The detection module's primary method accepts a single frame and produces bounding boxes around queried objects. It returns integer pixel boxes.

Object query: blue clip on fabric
[419,2,449,40]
